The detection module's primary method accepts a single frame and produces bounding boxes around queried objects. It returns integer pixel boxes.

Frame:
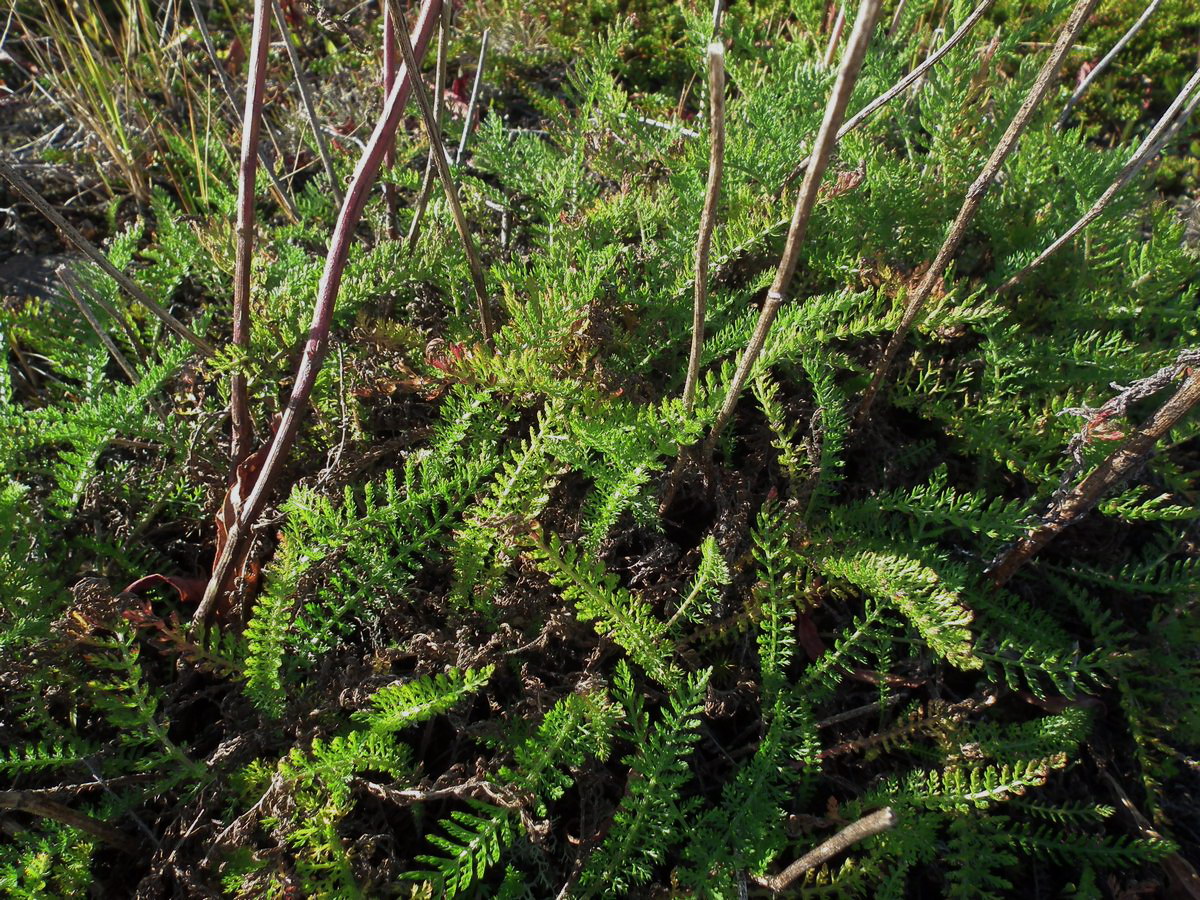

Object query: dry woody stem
[455,29,491,165]
[1056,0,1164,128]
[59,267,140,383]
[0,159,214,355]
[753,807,898,892]
[0,790,140,854]
[854,0,1101,427]
[703,0,883,455]
[682,42,726,412]
[784,0,997,188]
[405,2,453,249]
[196,0,443,624]
[382,0,400,238]
[271,0,343,208]
[388,0,494,347]
[1002,66,1200,290]
[989,366,1200,587]
[230,0,272,465]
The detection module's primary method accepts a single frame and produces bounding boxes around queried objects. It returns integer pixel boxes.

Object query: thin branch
[271,0,343,208]
[1057,0,1164,129]
[389,0,494,347]
[195,0,444,625]
[784,0,997,188]
[405,0,453,249]
[230,0,271,465]
[1002,67,1200,290]
[887,0,909,38]
[0,790,140,854]
[683,42,725,413]
[381,0,399,237]
[702,0,883,455]
[58,266,150,366]
[185,0,299,222]
[824,3,848,68]
[854,0,1102,427]
[455,28,490,165]
[989,362,1200,587]
[59,267,139,383]
[0,159,214,355]
[753,808,897,892]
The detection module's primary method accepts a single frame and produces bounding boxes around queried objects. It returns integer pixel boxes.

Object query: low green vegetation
[1,0,1198,896]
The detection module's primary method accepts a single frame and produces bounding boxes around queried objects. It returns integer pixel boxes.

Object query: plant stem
[702,0,883,456]
[382,0,399,238]
[783,0,997,188]
[0,159,214,355]
[824,3,847,67]
[406,1,453,249]
[195,0,443,625]
[1056,0,1164,129]
[59,267,139,383]
[854,0,1101,428]
[455,28,490,165]
[1002,67,1200,291]
[989,368,1200,587]
[753,808,897,892]
[271,0,343,208]
[389,0,494,347]
[230,0,271,466]
[682,42,725,413]
[0,791,140,854]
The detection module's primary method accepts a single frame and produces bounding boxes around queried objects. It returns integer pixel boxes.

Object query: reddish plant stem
[989,369,1200,588]
[230,0,272,466]
[195,0,443,624]
[854,0,1101,428]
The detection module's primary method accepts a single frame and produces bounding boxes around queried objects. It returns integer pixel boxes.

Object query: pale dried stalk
[0,159,213,355]
[753,808,897,892]
[195,0,443,624]
[682,42,726,412]
[1002,67,1200,290]
[59,267,139,383]
[854,0,1101,427]
[702,0,883,455]
[989,369,1200,587]
[271,0,343,208]
[784,0,996,187]
[185,0,298,222]
[824,3,848,67]
[455,28,491,165]
[405,1,453,249]
[231,0,271,465]
[389,0,494,346]
[887,0,909,37]
[56,265,150,365]
[1057,0,1164,128]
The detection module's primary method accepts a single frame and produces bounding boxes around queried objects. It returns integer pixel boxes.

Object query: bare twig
[683,42,726,412]
[887,0,909,38]
[989,361,1200,587]
[854,0,1102,427]
[753,808,897,892]
[0,159,214,355]
[455,28,490,165]
[0,790,140,854]
[271,0,343,207]
[59,267,139,383]
[1003,67,1200,290]
[784,0,997,188]
[230,0,272,465]
[405,1,453,249]
[824,3,848,67]
[185,0,299,222]
[381,0,399,238]
[702,0,883,455]
[195,0,443,625]
[1057,0,1164,129]
[389,0,493,346]
[57,266,150,366]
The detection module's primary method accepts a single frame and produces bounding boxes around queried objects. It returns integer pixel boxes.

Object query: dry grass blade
[0,159,214,355]
[989,365,1200,587]
[455,28,491,165]
[1056,0,1165,129]
[1003,66,1200,290]
[389,0,494,347]
[382,0,400,238]
[683,42,726,412]
[783,0,997,188]
[854,0,1102,427]
[58,267,139,383]
[405,2,453,249]
[702,0,883,455]
[271,0,343,208]
[195,0,444,625]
